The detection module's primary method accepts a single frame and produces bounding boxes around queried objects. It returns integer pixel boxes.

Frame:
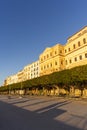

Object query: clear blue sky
[0,0,87,86]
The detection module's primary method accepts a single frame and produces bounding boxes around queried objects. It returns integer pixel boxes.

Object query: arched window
[83,38,86,44]
[50,52,52,56]
[55,61,57,65]
[41,58,43,61]
[73,44,76,49]
[75,57,77,62]
[66,60,67,65]
[79,55,82,60]
[68,48,70,52]
[44,56,46,60]
[69,59,72,63]
[44,65,46,69]
[85,53,87,58]
[65,49,67,53]
[47,54,49,58]
[78,41,80,46]
[41,67,43,70]
[47,64,49,68]
[50,63,52,67]
[55,51,57,55]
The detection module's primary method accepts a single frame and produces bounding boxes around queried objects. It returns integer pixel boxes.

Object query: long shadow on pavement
[0,99,83,130]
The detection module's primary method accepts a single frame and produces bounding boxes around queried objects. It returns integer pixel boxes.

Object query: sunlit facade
[23,64,31,81]
[23,60,39,80]
[40,26,87,76]
[39,44,65,76]
[4,74,18,86]
[17,70,24,83]
[64,26,87,69]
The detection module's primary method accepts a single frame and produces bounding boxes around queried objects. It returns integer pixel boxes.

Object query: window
[60,50,62,53]
[65,60,67,65]
[47,64,49,68]
[85,53,87,58]
[55,51,57,55]
[69,59,72,63]
[55,61,57,65]
[50,52,52,56]
[75,57,77,62]
[73,44,76,49]
[68,48,70,52]
[44,56,46,60]
[41,67,43,70]
[65,49,67,53]
[78,41,80,47]
[44,65,46,69]
[83,38,86,44]
[61,61,63,65]
[50,63,52,67]
[79,55,82,60]
[47,54,49,58]
[41,58,43,61]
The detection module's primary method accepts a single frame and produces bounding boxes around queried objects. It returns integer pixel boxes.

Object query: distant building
[17,70,24,83]
[23,64,31,81]
[29,60,39,79]
[4,74,18,86]
[23,60,39,80]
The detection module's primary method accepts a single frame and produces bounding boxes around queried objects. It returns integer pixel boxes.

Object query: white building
[29,60,39,79]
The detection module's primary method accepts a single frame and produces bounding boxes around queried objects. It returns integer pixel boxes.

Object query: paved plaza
[0,95,87,130]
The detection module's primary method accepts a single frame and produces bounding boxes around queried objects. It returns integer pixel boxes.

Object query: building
[64,26,87,69]
[39,26,87,76]
[23,64,31,81]
[4,74,18,86]
[23,60,39,80]
[29,60,39,79]
[39,44,65,76]
[17,70,24,83]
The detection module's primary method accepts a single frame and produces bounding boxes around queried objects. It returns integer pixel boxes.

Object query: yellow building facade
[23,64,30,81]
[39,44,65,76]
[65,26,87,69]
[4,74,18,86]
[39,26,87,76]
